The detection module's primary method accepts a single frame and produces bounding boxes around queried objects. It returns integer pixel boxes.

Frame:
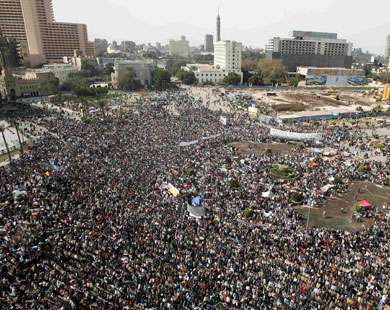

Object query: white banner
[270,128,322,142]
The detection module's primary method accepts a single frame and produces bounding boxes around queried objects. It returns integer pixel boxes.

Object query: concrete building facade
[385,35,390,62]
[214,40,242,80]
[169,36,190,58]
[183,64,227,84]
[204,34,214,53]
[0,0,95,65]
[0,67,57,99]
[39,63,78,83]
[266,31,353,71]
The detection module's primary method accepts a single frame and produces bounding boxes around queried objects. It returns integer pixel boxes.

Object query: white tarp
[262,191,273,198]
[179,140,198,147]
[187,204,205,219]
[179,134,221,147]
[202,134,221,141]
[270,128,322,142]
[321,184,334,193]
[220,116,227,126]
[248,107,258,115]
[161,183,180,197]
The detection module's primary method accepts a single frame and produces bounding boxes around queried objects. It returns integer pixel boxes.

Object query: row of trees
[0,121,24,163]
[117,67,173,91]
[247,59,288,86]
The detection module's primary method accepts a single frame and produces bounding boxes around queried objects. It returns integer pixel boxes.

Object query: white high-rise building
[214,40,242,80]
[182,40,243,85]
[169,36,190,58]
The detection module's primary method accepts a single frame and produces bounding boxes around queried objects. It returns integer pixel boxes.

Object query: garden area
[295,181,390,231]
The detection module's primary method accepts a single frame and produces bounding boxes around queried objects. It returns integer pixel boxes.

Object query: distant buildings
[0,66,58,99]
[297,67,367,87]
[169,36,190,58]
[0,0,95,66]
[385,35,390,62]
[107,43,122,55]
[111,59,154,88]
[266,31,353,71]
[94,39,109,57]
[120,41,136,53]
[38,63,78,83]
[352,48,373,66]
[204,34,214,53]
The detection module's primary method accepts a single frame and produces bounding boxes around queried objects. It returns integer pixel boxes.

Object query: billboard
[306,75,327,85]
[306,74,367,86]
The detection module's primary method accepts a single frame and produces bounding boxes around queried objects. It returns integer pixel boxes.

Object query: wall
[268,52,353,71]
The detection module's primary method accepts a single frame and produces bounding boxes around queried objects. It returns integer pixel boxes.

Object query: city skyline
[53,0,390,54]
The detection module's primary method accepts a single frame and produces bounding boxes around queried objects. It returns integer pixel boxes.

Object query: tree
[176,69,197,85]
[0,124,12,162]
[153,68,172,90]
[103,63,115,76]
[373,72,390,83]
[257,59,287,85]
[40,78,59,101]
[288,76,300,87]
[117,68,140,91]
[11,121,24,155]
[95,87,109,96]
[80,58,100,77]
[192,54,213,64]
[242,58,259,72]
[248,72,264,86]
[166,59,188,76]
[74,86,96,97]
[223,72,241,85]
[60,73,88,92]
[363,64,372,78]
[0,37,21,68]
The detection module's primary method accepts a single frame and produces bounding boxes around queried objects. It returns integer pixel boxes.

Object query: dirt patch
[283,93,343,106]
[271,102,306,112]
[295,182,390,231]
[231,142,296,156]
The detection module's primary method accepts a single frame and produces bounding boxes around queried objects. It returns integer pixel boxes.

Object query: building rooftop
[292,31,338,40]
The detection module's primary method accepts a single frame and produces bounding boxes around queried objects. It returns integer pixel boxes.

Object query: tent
[165,183,180,197]
[357,199,372,210]
[262,191,273,198]
[187,204,205,219]
[191,196,203,207]
[308,160,319,169]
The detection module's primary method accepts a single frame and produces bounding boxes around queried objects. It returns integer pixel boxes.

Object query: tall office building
[385,35,390,61]
[204,34,214,53]
[169,36,190,57]
[266,31,353,71]
[214,40,242,81]
[0,0,95,65]
[216,12,221,42]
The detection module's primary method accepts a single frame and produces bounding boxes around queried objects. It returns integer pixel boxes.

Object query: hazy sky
[53,0,390,54]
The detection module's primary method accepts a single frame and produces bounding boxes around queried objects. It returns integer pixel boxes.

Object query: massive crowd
[0,90,389,309]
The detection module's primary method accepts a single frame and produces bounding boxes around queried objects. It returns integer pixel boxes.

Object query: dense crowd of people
[0,90,389,308]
